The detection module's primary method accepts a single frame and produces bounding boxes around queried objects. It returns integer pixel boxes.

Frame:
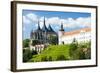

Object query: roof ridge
[63,27,91,36]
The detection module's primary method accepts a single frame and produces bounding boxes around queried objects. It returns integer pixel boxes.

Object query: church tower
[58,23,64,44]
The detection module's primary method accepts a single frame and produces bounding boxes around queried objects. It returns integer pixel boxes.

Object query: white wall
[0,0,99,73]
[59,31,91,44]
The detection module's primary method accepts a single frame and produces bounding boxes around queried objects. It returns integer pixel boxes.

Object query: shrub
[32,40,40,46]
[48,56,52,61]
[23,39,30,48]
[23,49,33,62]
[85,48,91,59]
[77,48,86,59]
[69,39,78,59]
[32,50,38,55]
[77,42,91,59]
[56,55,66,61]
[49,35,58,45]
[41,56,48,61]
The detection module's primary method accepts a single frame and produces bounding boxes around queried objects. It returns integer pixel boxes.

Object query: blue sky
[22,10,91,39]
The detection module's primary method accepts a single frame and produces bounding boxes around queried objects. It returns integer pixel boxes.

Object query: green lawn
[29,44,70,62]
[23,41,91,62]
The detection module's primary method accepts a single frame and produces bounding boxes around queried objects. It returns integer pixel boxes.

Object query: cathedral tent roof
[48,24,55,32]
[35,28,42,32]
[33,20,42,32]
[42,24,49,32]
[31,17,57,34]
[42,17,49,32]
[37,20,41,30]
[30,29,34,38]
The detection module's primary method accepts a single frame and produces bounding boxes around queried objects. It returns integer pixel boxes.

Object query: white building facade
[58,25,91,44]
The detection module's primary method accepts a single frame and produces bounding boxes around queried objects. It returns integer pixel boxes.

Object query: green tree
[85,41,91,59]
[69,38,78,59]
[77,48,86,59]
[85,48,91,59]
[49,35,58,45]
[86,41,91,49]
[23,39,30,48]
[77,41,91,59]
[32,50,38,55]
[56,55,66,61]
[32,40,40,46]
[48,56,52,61]
[41,56,48,61]
[23,49,33,62]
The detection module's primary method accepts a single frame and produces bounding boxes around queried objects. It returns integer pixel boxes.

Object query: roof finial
[60,22,64,31]
[37,19,41,30]
[44,16,46,27]
[42,16,48,31]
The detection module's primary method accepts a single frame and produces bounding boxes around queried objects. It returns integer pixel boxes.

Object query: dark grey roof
[34,20,42,32]
[59,24,64,31]
[41,17,49,32]
[48,24,55,32]
[30,29,34,38]
[42,24,49,32]
[37,20,41,30]
[31,17,57,33]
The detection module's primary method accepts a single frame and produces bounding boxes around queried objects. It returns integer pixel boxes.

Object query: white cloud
[47,17,61,25]
[23,13,91,29]
[23,13,39,25]
[63,17,91,28]
[63,18,75,28]
[26,13,38,23]
[39,16,91,29]
[22,27,25,31]
[39,16,48,28]
[83,17,91,27]
[60,19,68,24]
[23,16,31,24]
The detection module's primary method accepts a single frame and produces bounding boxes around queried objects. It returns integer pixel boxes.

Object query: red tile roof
[62,28,91,37]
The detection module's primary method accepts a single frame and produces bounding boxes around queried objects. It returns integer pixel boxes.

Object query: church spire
[42,17,48,31]
[60,22,64,31]
[48,24,55,32]
[37,19,41,30]
[43,16,46,27]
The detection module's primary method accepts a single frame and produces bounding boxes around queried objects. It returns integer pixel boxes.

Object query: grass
[29,44,70,62]
[27,41,91,62]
